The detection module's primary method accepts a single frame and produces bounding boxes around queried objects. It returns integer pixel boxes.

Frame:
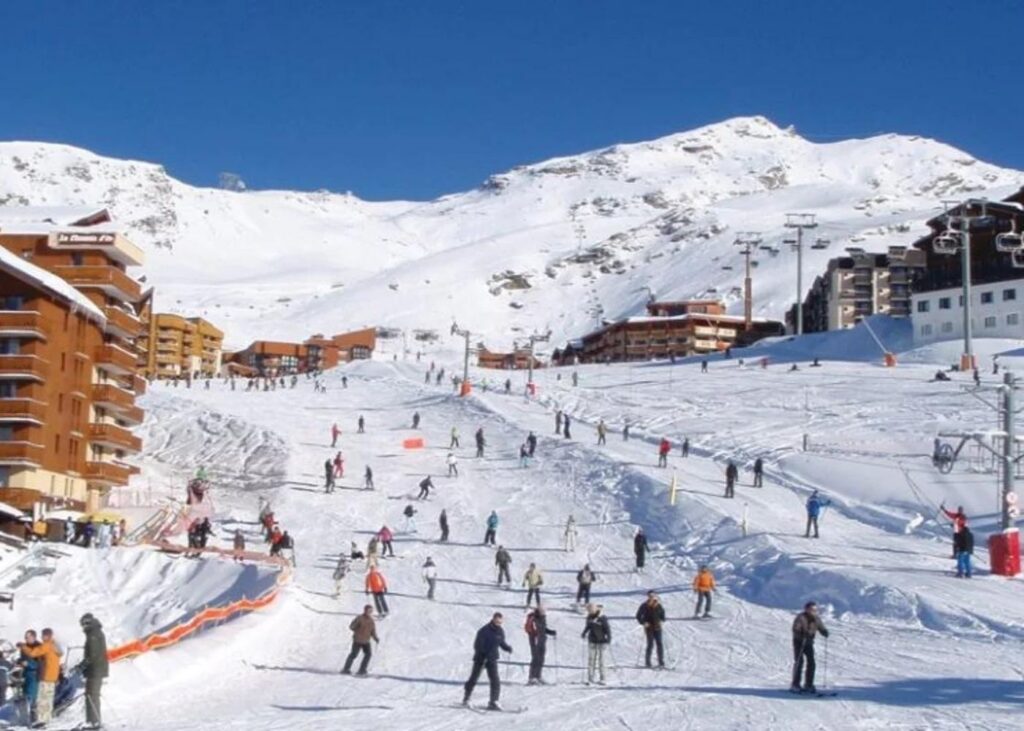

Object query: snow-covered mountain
[1,116,1021,349]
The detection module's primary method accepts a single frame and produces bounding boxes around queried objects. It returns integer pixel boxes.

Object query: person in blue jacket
[484,511,499,546]
[805,490,830,538]
[18,630,40,726]
[463,613,513,710]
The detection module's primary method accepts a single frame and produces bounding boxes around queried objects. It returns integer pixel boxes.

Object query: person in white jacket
[422,557,438,600]
[447,452,459,478]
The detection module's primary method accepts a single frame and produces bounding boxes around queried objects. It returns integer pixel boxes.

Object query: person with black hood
[462,613,513,711]
[636,591,666,669]
[753,457,764,488]
[439,509,450,543]
[791,601,829,694]
[633,529,650,573]
[80,613,108,730]
[324,458,335,493]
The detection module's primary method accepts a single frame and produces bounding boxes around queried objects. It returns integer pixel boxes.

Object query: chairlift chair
[994,219,1023,253]
[933,231,962,255]
[1012,248,1024,269]
[811,237,830,250]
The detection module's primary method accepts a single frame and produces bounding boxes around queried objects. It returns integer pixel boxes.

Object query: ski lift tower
[935,372,1023,576]
[734,232,762,328]
[450,321,473,396]
[523,331,551,389]
[784,213,820,336]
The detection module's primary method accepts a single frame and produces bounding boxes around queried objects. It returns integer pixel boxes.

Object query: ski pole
[553,637,559,685]
[823,636,829,691]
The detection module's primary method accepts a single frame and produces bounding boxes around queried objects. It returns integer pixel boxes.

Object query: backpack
[524,612,538,637]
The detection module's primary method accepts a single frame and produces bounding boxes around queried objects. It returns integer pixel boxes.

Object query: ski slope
[26,352,1015,730]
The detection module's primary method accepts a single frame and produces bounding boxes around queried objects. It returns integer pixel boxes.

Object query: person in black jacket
[525,605,557,685]
[80,613,108,729]
[576,564,596,605]
[636,591,666,668]
[725,461,738,498]
[475,428,486,458]
[791,601,829,693]
[753,457,764,488]
[439,509,449,543]
[581,604,611,685]
[463,613,512,710]
[526,431,537,458]
[634,529,650,573]
[954,526,974,578]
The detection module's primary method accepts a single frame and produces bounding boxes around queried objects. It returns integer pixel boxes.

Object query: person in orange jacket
[365,567,390,616]
[20,627,62,725]
[693,565,716,618]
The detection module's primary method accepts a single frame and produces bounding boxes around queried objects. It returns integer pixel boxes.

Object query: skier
[633,528,650,573]
[417,476,434,500]
[636,591,666,669]
[439,509,450,543]
[450,426,460,449]
[596,419,608,446]
[940,503,968,558]
[462,613,512,711]
[564,514,578,552]
[526,431,538,457]
[657,438,670,468]
[403,504,418,533]
[681,437,690,458]
[333,554,351,596]
[447,452,459,477]
[365,567,390,616]
[805,490,829,538]
[233,529,245,561]
[423,557,438,600]
[342,605,379,676]
[522,563,544,607]
[693,565,716,618]
[576,563,596,605]
[342,375,348,388]
[357,415,365,434]
[572,370,579,387]
[555,410,563,435]
[525,605,557,685]
[623,421,630,441]
[495,545,512,587]
[366,535,380,569]
[79,614,108,729]
[364,465,375,490]
[791,601,829,693]
[725,461,738,498]
[505,378,512,394]
[324,458,335,493]
[581,604,611,685]
[475,428,486,458]
[333,451,345,479]
[753,457,764,488]
[331,422,341,448]
[378,525,395,557]
[412,411,421,429]
[484,511,499,546]
[563,413,572,439]
[954,525,974,578]
[518,443,530,468]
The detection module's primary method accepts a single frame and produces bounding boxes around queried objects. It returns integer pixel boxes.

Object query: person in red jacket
[940,503,968,557]
[658,438,671,468]
[365,568,390,616]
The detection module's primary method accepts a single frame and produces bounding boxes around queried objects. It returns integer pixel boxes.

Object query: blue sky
[1,1,1020,200]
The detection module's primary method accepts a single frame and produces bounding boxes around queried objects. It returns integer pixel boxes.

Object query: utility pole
[734,232,761,328]
[785,213,818,336]
[450,322,472,396]
[524,332,550,388]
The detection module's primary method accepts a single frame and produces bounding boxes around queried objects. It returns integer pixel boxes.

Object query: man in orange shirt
[693,566,716,618]
[365,567,390,616]
[20,627,62,724]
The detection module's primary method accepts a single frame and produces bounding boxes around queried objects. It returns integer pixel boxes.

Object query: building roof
[0,245,106,324]
[0,206,112,227]
[0,205,144,266]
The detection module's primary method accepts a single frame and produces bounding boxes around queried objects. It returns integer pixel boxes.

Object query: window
[1004,289,1017,302]
[0,383,14,398]
[984,316,997,328]
[921,324,933,336]
[939,297,952,310]
[0,466,9,488]
[916,300,930,313]
[0,339,19,355]
[61,352,67,372]
[58,394,64,413]
[2,296,23,310]
[54,434,61,454]
[0,426,13,441]
[941,322,954,333]
[71,252,84,266]
[981,292,994,305]
[1008,313,1020,326]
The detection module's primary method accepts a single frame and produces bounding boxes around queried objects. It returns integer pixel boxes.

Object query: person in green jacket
[79,614,108,730]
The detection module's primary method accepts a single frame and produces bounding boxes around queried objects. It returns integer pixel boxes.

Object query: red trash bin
[988,529,1021,577]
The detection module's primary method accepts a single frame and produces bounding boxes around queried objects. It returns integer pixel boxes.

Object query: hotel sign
[55,232,116,245]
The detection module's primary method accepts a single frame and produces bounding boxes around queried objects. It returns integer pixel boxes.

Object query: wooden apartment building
[137,299,224,379]
[0,207,145,511]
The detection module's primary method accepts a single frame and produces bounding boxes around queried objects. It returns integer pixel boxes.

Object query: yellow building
[138,307,224,380]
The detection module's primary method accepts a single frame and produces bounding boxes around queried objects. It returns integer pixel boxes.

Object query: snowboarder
[725,461,738,498]
[378,525,395,557]
[681,437,690,458]
[333,554,351,596]
[417,476,434,500]
[693,565,716,617]
[475,428,486,458]
[526,431,537,457]
[634,529,650,572]
[581,604,611,685]
[80,614,108,729]
[484,511,499,546]
[753,457,764,488]
[331,422,341,448]
[555,410,563,435]
[365,567,389,616]
[450,426,460,449]
[439,509,450,543]
[940,503,969,558]
[412,411,421,429]
[333,451,345,479]
[805,490,829,538]
[462,613,512,711]
[563,414,572,439]
[522,563,544,607]
[791,601,829,693]
[596,419,608,446]
[564,515,578,552]
[342,605,379,676]
[357,415,365,434]
[636,591,666,669]
[423,557,438,599]
[495,545,512,586]
[576,563,596,605]
[447,452,459,477]
[403,504,418,533]
[658,438,670,468]
[954,525,974,578]
[525,605,557,685]
[324,459,335,493]
[364,465,374,490]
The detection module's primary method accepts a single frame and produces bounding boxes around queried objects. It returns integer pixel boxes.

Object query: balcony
[54,266,142,302]
[91,383,135,409]
[84,460,134,486]
[131,375,147,395]
[104,306,143,339]
[0,441,45,466]
[88,423,142,453]
[0,355,50,382]
[0,398,47,424]
[0,311,48,340]
[95,344,137,375]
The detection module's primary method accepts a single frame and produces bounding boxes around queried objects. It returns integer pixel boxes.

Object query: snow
[0,244,106,323]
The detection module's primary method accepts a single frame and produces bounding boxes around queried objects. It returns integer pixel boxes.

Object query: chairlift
[933,231,962,255]
[995,219,1023,253]
[721,265,733,271]
[811,237,830,250]
[1012,248,1024,269]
